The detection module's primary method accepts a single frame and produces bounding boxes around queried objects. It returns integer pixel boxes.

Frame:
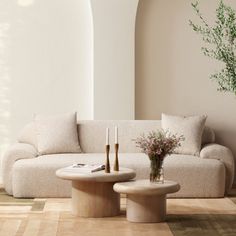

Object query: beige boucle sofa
[2,120,235,198]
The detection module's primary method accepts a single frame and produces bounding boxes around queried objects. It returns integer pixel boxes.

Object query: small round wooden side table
[56,167,136,218]
[113,179,180,223]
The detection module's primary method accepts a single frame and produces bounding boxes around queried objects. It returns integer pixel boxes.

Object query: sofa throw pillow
[161,113,207,156]
[35,112,81,155]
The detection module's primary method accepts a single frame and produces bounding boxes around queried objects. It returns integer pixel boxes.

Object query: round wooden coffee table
[56,167,136,218]
[113,179,180,223]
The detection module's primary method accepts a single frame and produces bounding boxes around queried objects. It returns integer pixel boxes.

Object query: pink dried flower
[134,129,184,160]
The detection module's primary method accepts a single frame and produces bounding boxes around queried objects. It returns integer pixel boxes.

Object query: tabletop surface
[56,167,136,182]
[113,179,180,195]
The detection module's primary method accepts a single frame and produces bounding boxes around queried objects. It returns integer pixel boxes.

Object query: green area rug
[167,214,236,236]
[0,188,45,211]
[167,194,236,236]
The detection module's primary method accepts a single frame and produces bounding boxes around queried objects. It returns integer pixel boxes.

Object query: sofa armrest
[200,143,235,193]
[2,143,38,195]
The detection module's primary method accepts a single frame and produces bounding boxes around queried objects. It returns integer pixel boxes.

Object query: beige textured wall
[135,0,236,183]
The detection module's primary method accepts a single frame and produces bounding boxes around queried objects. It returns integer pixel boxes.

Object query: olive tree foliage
[189,0,236,95]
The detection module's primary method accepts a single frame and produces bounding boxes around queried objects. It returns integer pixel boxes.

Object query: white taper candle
[115,126,118,144]
[106,128,109,145]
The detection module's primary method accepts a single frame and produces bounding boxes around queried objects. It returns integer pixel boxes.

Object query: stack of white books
[64,164,105,173]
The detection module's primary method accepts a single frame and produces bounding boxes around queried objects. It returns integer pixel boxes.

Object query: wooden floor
[0,195,236,236]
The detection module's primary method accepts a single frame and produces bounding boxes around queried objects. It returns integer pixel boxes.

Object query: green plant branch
[190,0,236,94]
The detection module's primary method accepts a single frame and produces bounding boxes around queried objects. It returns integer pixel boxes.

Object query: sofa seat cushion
[12,153,225,198]
[12,153,149,197]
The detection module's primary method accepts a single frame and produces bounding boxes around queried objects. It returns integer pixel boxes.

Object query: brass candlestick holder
[114,143,119,171]
[105,144,110,173]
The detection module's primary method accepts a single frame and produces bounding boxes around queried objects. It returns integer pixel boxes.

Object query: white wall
[0,0,93,165]
[76,0,94,120]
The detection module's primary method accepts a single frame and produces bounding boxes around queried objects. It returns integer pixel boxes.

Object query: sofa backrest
[17,120,215,153]
[78,120,162,153]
